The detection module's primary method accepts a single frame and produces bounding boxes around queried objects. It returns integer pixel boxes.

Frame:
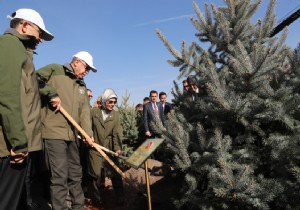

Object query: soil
[34,159,174,210]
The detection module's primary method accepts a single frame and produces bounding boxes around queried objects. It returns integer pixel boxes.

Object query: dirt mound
[84,159,174,210]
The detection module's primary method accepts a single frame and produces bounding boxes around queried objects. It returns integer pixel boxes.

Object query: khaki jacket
[36,64,92,140]
[88,107,122,178]
[20,47,42,152]
[0,29,42,157]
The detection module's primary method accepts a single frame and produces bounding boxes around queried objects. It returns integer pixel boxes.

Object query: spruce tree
[156,0,300,209]
[117,90,139,144]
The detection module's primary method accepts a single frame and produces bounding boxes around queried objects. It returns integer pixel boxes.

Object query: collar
[100,106,112,113]
[63,63,75,75]
[4,28,30,40]
[63,63,86,85]
[4,28,38,52]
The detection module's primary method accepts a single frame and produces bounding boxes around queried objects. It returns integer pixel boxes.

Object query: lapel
[94,108,105,128]
[149,102,156,115]
[146,102,151,112]
[105,111,114,123]
[157,102,163,113]
[95,108,114,127]
[150,101,163,119]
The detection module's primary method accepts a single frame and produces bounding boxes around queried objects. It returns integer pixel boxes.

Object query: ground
[34,159,174,210]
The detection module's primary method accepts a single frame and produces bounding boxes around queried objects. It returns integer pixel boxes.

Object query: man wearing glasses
[182,79,189,92]
[87,89,93,100]
[0,8,53,210]
[36,51,97,210]
[87,88,93,107]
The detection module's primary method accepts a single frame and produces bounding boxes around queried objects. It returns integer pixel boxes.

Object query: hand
[50,97,61,111]
[115,150,123,157]
[145,131,151,137]
[10,149,28,164]
[86,136,95,147]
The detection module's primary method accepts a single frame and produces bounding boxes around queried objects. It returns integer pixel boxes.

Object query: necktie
[153,103,158,114]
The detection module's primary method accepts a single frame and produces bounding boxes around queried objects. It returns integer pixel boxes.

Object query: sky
[1,0,300,106]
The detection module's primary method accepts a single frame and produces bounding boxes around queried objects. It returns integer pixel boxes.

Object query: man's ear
[20,21,29,34]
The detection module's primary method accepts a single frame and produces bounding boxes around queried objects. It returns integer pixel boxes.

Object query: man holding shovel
[36,51,97,210]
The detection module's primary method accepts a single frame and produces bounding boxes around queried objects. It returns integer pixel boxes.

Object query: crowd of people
[0,8,202,210]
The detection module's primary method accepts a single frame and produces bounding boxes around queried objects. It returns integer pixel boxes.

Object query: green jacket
[88,107,122,178]
[36,64,93,140]
[0,29,42,157]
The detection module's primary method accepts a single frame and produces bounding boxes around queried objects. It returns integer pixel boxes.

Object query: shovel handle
[77,135,127,160]
[59,106,140,192]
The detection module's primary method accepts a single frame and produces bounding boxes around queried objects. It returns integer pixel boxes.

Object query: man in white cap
[0,8,53,210]
[36,51,96,210]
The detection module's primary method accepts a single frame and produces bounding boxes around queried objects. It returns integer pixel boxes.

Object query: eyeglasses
[27,22,43,38]
[88,95,93,98]
[183,85,189,88]
[78,59,91,72]
[107,100,117,105]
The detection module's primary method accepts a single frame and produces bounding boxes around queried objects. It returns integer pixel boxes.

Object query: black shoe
[27,202,41,210]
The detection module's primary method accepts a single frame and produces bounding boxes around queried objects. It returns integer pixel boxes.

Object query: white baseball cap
[73,51,97,72]
[7,8,54,41]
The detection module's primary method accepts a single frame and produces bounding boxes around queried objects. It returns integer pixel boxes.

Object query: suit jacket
[161,102,172,116]
[143,102,164,135]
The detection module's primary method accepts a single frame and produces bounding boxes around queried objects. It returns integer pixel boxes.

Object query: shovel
[77,135,128,160]
[59,106,146,196]
[77,134,151,171]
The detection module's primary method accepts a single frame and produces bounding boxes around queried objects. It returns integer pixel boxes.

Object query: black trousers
[0,157,27,210]
[25,151,40,205]
[78,139,90,196]
[45,139,84,210]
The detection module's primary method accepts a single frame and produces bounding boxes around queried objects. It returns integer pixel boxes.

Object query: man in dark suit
[186,75,207,102]
[143,90,164,138]
[182,79,189,93]
[159,91,172,117]
[187,75,200,101]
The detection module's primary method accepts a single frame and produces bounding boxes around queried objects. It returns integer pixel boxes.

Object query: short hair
[149,90,158,96]
[143,97,150,102]
[10,17,23,28]
[182,80,187,84]
[87,88,92,92]
[159,91,167,98]
[71,57,78,63]
[135,103,143,109]
[187,75,197,85]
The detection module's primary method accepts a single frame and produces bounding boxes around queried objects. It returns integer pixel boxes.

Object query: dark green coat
[88,107,122,178]
[0,29,42,157]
